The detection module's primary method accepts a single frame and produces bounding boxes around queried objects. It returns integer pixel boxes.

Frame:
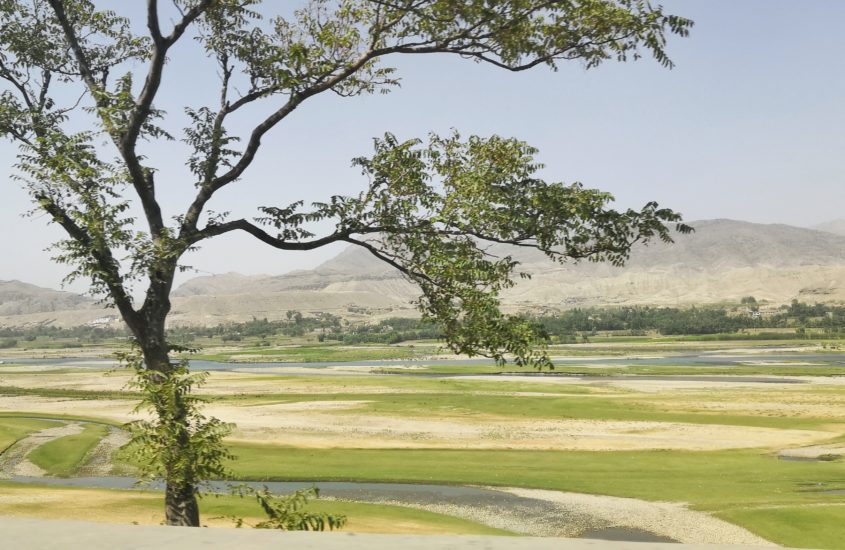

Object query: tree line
[5,300,845,347]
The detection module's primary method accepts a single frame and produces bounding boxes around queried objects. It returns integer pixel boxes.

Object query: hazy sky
[1,1,844,292]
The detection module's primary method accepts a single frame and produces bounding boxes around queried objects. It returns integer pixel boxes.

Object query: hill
[166,219,845,324]
[812,219,845,237]
[0,280,109,328]
[3,219,845,327]
[0,280,95,317]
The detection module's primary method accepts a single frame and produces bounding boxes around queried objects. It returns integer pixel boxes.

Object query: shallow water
[581,526,676,543]
[4,351,844,375]
[8,476,677,542]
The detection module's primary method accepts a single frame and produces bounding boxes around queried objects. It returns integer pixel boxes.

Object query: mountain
[812,219,845,237]
[0,280,93,316]
[165,219,845,323]
[0,280,111,327]
[4,219,845,327]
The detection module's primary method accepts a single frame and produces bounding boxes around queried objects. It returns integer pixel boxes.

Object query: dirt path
[0,422,84,477]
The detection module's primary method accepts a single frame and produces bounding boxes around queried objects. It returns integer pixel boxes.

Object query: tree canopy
[0,0,692,525]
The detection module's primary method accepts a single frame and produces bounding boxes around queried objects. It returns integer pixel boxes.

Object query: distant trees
[0,339,17,349]
[3,301,845,346]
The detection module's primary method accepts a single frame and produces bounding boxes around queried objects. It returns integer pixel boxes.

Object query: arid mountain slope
[812,219,845,237]
[0,280,94,317]
[3,219,845,327]
[167,219,845,323]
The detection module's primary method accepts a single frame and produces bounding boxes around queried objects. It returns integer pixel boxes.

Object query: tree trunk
[165,482,200,526]
[139,322,202,528]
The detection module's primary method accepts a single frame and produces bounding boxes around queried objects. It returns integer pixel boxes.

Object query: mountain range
[3,219,845,327]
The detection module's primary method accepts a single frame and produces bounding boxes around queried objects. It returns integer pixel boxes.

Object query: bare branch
[344,236,437,287]
[189,218,358,250]
[146,0,165,45]
[0,57,36,110]
[163,0,213,47]
[181,49,381,233]
[37,69,52,111]
[44,0,102,99]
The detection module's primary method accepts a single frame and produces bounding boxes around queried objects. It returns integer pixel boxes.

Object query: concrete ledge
[0,517,785,550]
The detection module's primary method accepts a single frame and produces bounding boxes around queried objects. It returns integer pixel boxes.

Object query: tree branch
[181,48,380,233]
[188,219,359,250]
[343,236,437,287]
[44,0,102,100]
[35,193,139,329]
[0,57,35,110]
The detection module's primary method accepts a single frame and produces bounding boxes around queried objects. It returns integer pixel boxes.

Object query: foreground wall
[0,517,785,550]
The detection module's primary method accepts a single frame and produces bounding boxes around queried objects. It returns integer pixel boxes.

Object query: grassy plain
[0,417,61,450]
[189,344,419,363]
[226,446,845,508]
[28,423,110,477]
[0,482,508,535]
[1,337,845,546]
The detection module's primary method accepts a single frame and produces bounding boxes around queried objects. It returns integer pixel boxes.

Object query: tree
[0,0,692,526]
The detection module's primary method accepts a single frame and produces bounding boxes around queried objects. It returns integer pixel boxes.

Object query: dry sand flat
[367,487,774,545]
[0,396,138,423]
[0,390,830,452]
[777,442,845,459]
[215,401,832,451]
[0,369,133,391]
[76,427,133,476]
[0,371,840,452]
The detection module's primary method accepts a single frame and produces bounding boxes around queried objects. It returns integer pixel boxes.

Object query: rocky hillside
[0,280,108,327]
[166,219,845,323]
[4,219,845,327]
[812,219,845,236]
[0,280,94,316]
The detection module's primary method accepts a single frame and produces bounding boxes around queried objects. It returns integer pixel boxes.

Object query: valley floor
[0,341,843,547]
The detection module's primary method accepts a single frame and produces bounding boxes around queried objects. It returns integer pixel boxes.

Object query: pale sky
[1,1,844,292]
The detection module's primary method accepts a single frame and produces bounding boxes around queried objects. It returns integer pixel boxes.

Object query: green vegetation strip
[224,447,844,508]
[0,482,510,535]
[377,364,845,377]
[0,412,124,428]
[0,417,61,451]
[0,385,139,400]
[190,345,417,363]
[28,423,110,477]
[717,505,845,550]
[221,446,845,548]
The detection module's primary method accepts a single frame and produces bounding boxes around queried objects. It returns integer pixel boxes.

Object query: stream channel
[6,349,845,381]
[9,476,675,542]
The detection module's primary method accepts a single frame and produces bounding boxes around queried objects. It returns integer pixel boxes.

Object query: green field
[376,362,845,377]
[189,344,420,363]
[2,337,845,547]
[28,423,110,477]
[222,445,845,547]
[0,482,508,535]
[0,417,61,451]
[225,446,844,507]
